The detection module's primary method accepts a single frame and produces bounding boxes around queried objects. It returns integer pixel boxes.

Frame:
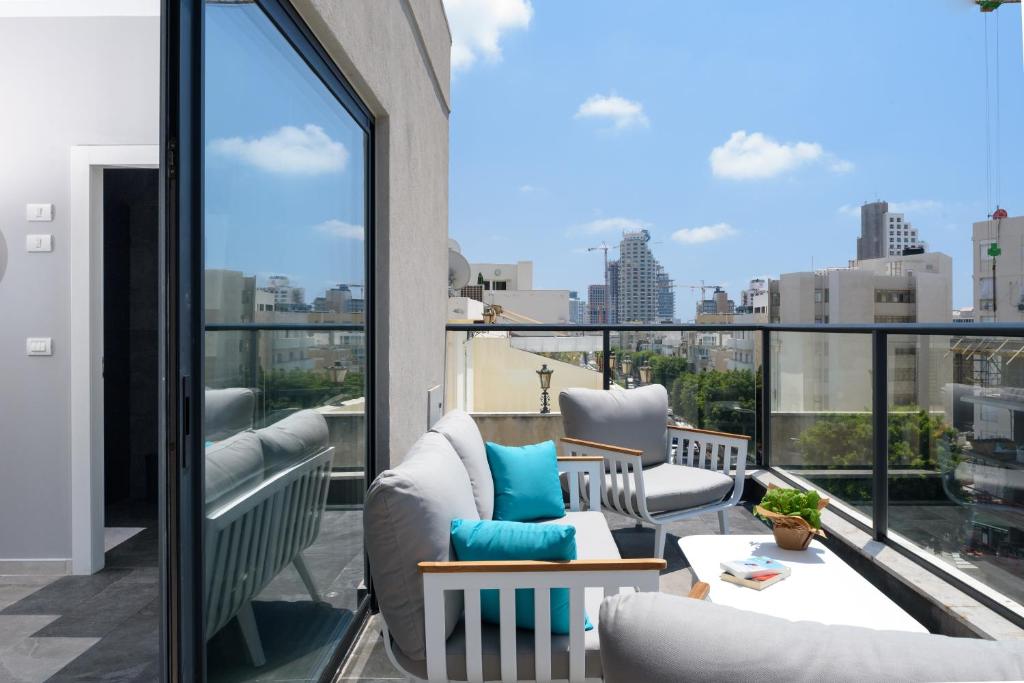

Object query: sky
[444,0,1024,316]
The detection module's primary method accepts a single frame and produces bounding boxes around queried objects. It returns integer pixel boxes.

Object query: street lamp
[608,352,616,375]
[638,363,653,386]
[482,305,497,324]
[621,356,634,379]
[537,363,554,414]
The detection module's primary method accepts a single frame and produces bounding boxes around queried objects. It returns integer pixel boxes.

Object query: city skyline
[447,1,1024,314]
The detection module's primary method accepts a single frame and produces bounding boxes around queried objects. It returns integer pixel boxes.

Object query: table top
[678,534,927,633]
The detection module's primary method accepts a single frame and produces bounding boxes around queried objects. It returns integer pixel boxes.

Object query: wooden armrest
[560,437,642,457]
[667,424,752,441]
[687,581,710,600]
[557,455,603,462]
[419,558,666,573]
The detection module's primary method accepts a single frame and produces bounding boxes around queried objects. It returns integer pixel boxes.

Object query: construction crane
[587,242,619,323]
[976,0,1019,12]
[664,281,725,302]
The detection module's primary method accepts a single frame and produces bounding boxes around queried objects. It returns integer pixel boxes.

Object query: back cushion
[364,432,480,661]
[204,387,255,442]
[205,430,264,508]
[430,410,494,519]
[559,385,669,467]
[255,409,330,474]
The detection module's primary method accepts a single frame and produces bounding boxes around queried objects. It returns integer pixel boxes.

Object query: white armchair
[559,385,749,558]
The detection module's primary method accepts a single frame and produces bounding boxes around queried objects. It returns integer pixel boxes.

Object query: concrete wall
[973,216,1024,323]
[0,15,159,564]
[484,289,571,323]
[294,0,451,467]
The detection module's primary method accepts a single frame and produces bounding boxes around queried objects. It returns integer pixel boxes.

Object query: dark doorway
[103,168,159,532]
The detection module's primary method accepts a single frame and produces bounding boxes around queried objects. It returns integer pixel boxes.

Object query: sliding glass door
[164,1,372,680]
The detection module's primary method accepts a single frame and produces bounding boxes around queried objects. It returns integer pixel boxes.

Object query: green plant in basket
[755,487,823,530]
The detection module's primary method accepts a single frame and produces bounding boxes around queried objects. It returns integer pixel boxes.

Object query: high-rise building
[569,290,587,324]
[972,212,1024,323]
[616,229,660,324]
[656,266,675,322]
[587,284,608,323]
[607,259,620,324]
[856,201,926,260]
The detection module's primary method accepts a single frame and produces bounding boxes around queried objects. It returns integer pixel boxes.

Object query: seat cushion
[559,385,669,467]
[540,511,621,560]
[364,432,480,661]
[204,430,264,508]
[254,409,330,474]
[599,592,1024,683]
[613,463,733,514]
[431,410,494,519]
[486,440,565,521]
[204,387,255,442]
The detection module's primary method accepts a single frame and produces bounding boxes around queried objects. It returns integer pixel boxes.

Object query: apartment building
[856,200,926,260]
[468,259,571,323]
[973,212,1024,323]
[617,229,661,323]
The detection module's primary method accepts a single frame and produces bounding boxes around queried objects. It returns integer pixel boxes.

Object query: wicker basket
[755,486,829,551]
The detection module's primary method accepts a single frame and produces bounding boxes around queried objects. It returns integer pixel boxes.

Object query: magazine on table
[719,556,790,590]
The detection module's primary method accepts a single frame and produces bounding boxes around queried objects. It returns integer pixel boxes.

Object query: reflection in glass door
[201,2,371,680]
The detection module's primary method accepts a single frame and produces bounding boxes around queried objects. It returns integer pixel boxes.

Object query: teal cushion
[486,440,564,521]
[450,519,592,634]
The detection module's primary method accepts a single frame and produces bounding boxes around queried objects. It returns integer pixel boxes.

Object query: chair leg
[237,600,267,667]
[294,552,322,602]
[718,509,729,535]
[654,524,667,559]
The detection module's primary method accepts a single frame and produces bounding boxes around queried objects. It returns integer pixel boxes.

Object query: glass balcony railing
[446,321,1024,627]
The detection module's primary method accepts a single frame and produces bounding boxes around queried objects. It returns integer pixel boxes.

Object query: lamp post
[638,363,653,386]
[482,305,496,324]
[537,363,554,414]
[608,352,616,375]
[621,356,633,379]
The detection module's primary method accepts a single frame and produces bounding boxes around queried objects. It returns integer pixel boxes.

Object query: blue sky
[445,0,1024,314]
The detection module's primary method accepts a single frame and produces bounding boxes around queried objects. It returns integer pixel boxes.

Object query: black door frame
[161,0,375,680]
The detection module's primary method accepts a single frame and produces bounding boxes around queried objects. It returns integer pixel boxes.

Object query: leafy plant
[756,488,823,529]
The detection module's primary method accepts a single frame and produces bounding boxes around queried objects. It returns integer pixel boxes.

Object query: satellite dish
[448,248,471,294]
[448,238,462,253]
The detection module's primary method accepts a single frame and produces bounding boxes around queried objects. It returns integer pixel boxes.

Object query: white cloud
[671,223,737,245]
[575,94,649,129]
[444,0,533,71]
[210,124,348,175]
[709,130,851,180]
[313,219,363,240]
[519,184,540,193]
[573,217,648,235]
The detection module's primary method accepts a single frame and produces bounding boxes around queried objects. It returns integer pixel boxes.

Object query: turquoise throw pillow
[450,519,592,633]
[485,440,565,521]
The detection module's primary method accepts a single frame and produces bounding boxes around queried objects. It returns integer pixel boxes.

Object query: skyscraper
[656,265,675,322]
[607,259,620,324]
[617,229,661,324]
[587,284,608,323]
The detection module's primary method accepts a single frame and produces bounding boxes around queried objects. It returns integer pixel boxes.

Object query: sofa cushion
[450,519,591,634]
[486,440,565,521]
[364,432,480,661]
[431,410,494,519]
[204,430,264,508]
[599,592,1024,683]
[204,387,255,442]
[610,463,733,514]
[255,409,330,474]
[559,386,669,467]
[540,511,620,560]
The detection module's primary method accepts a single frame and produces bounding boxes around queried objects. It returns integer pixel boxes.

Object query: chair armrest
[667,424,752,441]
[419,558,666,573]
[557,453,603,512]
[687,581,710,600]
[560,437,642,458]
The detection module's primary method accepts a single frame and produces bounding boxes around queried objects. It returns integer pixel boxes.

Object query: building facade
[973,213,1024,323]
[616,229,661,324]
[856,200,926,260]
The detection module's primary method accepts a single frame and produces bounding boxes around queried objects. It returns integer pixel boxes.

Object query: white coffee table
[678,534,927,633]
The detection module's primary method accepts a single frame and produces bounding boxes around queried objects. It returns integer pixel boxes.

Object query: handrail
[447,321,1024,335]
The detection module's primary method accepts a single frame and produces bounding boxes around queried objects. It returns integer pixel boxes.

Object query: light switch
[26,204,54,222]
[26,337,52,356]
[26,234,53,252]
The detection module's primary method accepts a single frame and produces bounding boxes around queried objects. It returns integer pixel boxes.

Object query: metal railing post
[602,329,611,390]
[760,329,771,468]
[871,330,889,541]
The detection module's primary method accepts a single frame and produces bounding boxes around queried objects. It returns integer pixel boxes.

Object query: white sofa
[364,410,666,682]
[203,399,334,667]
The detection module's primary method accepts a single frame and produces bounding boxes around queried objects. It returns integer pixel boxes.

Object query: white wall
[485,289,570,323]
[0,14,158,565]
[294,0,451,466]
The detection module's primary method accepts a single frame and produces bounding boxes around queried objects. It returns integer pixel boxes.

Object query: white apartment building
[973,213,1024,322]
[776,252,952,411]
[617,229,661,324]
[462,259,571,323]
[882,212,924,257]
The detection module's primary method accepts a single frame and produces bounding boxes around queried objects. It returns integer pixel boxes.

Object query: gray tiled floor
[336,505,768,681]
